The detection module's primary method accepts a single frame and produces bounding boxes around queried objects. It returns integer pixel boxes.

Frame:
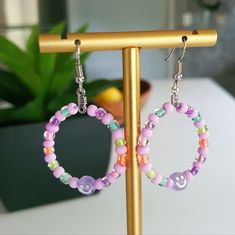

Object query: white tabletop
[0,78,234,235]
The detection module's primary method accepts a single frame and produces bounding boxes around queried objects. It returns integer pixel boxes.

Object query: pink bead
[44,153,56,163]
[107,173,116,184]
[137,146,150,155]
[151,173,162,185]
[139,136,149,146]
[55,111,66,121]
[166,178,174,188]
[114,163,126,174]
[44,131,55,140]
[162,102,174,114]
[148,113,160,124]
[101,113,113,125]
[194,119,205,128]
[87,104,97,117]
[198,147,209,156]
[69,177,79,189]
[67,103,78,115]
[95,178,104,190]
[141,128,152,138]
[45,124,59,133]
[115,145,127,154]
[183,170,193,182]
[187,109,198,118]
[43,140,55,147]
[112,128,124,140]
[199,132,209,139]
[53,166,65,178]
[193,161,202,169]
[140,163,152,173]
[176,102,188,113]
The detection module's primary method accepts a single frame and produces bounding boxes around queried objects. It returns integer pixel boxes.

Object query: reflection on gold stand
[39,29,217,235]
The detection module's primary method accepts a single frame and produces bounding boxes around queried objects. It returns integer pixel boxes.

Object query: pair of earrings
[42,39,209,195]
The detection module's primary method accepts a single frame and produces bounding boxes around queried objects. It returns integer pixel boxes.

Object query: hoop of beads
[137,101,209,191]
[43,103,127,195]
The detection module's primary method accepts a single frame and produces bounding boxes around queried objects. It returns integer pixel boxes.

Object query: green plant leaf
[0,97,46,126]
[38,22,66,82]
[0,70,33,106]
[0,35,42,95]
[26,25,40,72]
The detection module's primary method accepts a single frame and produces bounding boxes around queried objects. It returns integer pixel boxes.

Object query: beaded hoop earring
[137,101,208,191]
[137,38,209,191]
[42,40,127,195]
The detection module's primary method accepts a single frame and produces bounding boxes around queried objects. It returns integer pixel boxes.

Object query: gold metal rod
[123,48,142,235]
[39,29,217,53]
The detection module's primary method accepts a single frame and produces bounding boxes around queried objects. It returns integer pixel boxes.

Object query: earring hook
[165,36,187,62]
[75,39,81,64]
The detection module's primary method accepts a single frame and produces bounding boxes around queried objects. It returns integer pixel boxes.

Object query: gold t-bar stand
[39,29,217,235]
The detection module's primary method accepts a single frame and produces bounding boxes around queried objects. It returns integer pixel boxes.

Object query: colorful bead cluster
[43,103,127,195]
[137,101,209,191]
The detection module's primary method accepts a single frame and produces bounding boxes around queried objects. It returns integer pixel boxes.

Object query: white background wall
[67,0,169,80]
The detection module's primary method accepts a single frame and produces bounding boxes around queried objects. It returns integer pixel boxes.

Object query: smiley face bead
[170,172,187,191]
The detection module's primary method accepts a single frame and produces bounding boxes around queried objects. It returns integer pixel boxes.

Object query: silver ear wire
[74,39,87,114]
[164,36,188,107]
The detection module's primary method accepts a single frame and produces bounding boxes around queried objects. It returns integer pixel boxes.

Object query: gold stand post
[39,29,217,235]
[123,48,141,235]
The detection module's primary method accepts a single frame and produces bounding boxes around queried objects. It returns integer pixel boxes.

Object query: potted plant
[0,22,122,212]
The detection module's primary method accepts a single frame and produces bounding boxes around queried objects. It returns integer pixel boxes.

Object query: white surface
[0,79,234,235]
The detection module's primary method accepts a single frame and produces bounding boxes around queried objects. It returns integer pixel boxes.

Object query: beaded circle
[137,101,209,191]
[43,103,127,195]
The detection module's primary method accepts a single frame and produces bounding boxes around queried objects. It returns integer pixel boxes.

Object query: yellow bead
[145,168,156,180]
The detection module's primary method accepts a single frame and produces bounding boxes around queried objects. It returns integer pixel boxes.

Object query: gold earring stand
[39,29,217,235]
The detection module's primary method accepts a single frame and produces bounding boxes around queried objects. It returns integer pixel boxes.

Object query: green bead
[155,108,166,117]
[60,173,72,184]
[159,177,168,187]
[192,113,201,122]
[61,106,70,117]
[145,168,157,180]
[108,120,119,131]
[115,138,126,147]
[198,126,207,134]
[48,160,59,171]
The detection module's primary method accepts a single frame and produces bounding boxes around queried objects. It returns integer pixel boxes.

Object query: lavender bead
[77,176,96,195]
[95,108,106,120]
[101,176,111,187]
[170,172,187,191]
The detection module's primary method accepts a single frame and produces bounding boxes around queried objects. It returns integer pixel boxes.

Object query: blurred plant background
[0,0,234,121]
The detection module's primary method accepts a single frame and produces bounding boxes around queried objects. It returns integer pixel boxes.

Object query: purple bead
[185,106,194,115]
[49,117,60,126]
[95,108,106,120]
[101,177,111,187]
[190,166,199,175]
[170,172,187,191]
[77,176,96,195]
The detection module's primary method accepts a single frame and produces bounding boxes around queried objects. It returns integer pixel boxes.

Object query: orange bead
[117,154,126,166]
[137,155,149,165]
[43,147,55,155]
[199,139,208,147]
